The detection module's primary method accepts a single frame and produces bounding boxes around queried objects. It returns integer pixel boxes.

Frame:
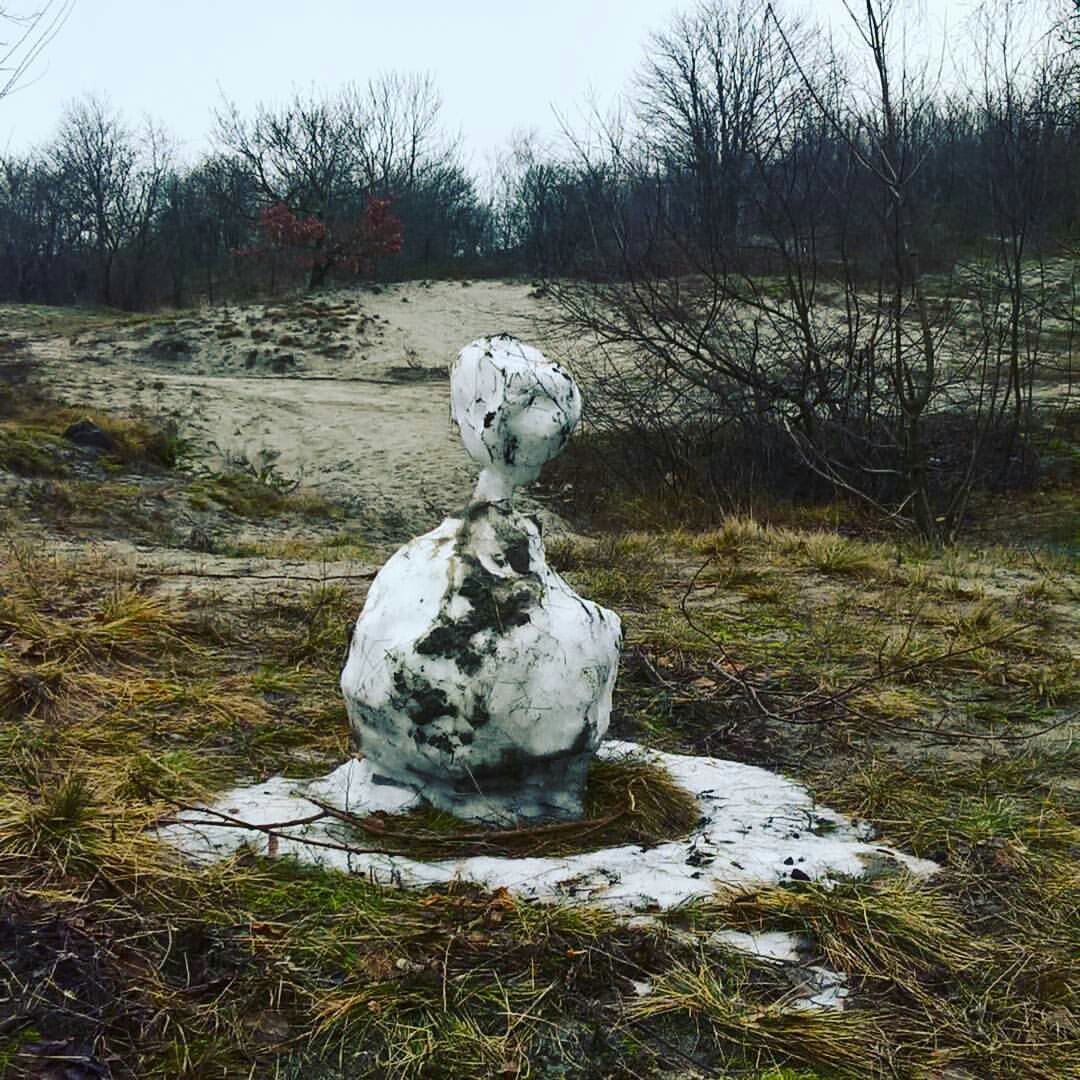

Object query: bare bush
[537,0,1078,540]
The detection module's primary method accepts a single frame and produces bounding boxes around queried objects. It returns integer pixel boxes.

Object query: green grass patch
[188,470,342,521]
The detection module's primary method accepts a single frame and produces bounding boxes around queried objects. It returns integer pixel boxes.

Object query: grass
[548,533,665,607]
[188,469,343,521]
[1,502,1079,1076]
[220,530,380,561]
[621,519,1078,716]
[0,380,187,476]
[627,961,894,1075]
[312,752,701,862]
[0,372,356,551]
[778,531,890,578]
[0,380,348,546]
[665,868,1079,1077]
[0,301,181,339]
[810,753,1079,861]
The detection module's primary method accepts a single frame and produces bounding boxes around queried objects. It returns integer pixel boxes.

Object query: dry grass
[627,961,896,1076]
[547,532,665,608]
[313,752,702,863]
[0,301,178,340]
[0,537,699,1077]
[187,469,342,521]
[667,867,1079,1078]
[2,504,1079,1076]
[0,381,186,475]
[220,531,380,562]
[0,381,347,550]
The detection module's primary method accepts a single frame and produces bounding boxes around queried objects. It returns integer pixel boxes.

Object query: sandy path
[27,280,574,532]
[44,535,379,604]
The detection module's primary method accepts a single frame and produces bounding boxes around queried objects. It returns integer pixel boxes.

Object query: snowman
[340,335,622,823]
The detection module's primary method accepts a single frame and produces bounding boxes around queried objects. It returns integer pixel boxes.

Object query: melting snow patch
[160,741,936,1012]
[710,929,852,1011]
[159,740,937,909]
[712,929,805,965]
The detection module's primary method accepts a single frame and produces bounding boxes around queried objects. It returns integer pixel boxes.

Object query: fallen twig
[159,800,387,858]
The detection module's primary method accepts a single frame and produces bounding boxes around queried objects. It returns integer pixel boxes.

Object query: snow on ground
[160,740,938,907]
[161,740,938,1010]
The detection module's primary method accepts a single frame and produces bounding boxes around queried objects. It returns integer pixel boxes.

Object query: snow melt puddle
[159,740,937,1010]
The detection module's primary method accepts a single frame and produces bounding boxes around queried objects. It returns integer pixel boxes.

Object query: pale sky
[1,0,1027,168]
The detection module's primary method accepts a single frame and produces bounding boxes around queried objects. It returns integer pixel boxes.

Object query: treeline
[503,6,1080,278]
[523,0,1080,540]
[1,0,1077,538]
[0,74,497,308]
[1,3,1077,312]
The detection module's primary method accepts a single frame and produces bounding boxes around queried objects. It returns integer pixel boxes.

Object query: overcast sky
[1,0,1026,168]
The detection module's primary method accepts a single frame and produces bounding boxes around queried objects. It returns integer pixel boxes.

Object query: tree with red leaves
[257,202,326,250]
[248,197,403,289]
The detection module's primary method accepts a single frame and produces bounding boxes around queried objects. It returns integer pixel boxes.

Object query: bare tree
[821,1,946,536]
[636,0,806,253]
[1057,0,1079,51]
[347,72,447,192]
[216,75,476,285]
[530,0,1080,539]
[215,89,356,220]
[49,95,171,305]
[214,89,367,288]
[351,74,481,270]
[0,0,73,100]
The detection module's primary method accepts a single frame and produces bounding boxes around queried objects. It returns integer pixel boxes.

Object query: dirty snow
[159,740,938,909]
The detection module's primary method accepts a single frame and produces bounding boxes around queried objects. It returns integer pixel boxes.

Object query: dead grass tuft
[548,533,664,607]
[317,751,701,862]
[628,960,896,1076]
[188,469,342,521]
[0,381,185,474]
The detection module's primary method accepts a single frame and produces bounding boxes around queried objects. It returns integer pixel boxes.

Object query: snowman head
[452,335,581,501]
